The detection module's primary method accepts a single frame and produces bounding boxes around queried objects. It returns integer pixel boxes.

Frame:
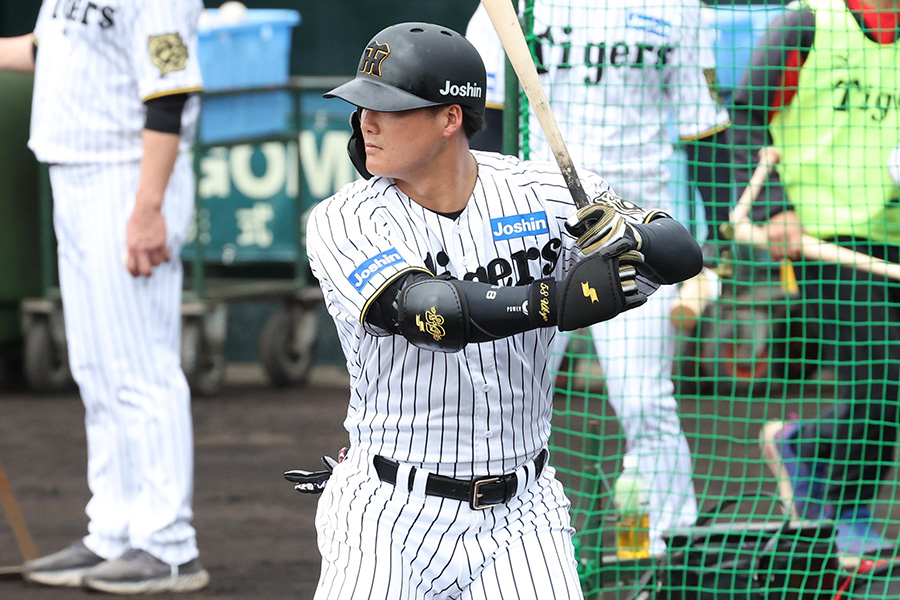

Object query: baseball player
[466,0,733,554]
[0,1,208,593]
[304,21,702,599]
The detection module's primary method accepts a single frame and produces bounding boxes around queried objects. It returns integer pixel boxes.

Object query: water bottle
[614,454,651,559]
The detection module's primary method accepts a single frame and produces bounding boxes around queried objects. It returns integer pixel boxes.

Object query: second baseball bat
[730,147,900,282]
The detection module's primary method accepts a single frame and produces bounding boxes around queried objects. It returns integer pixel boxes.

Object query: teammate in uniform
[304,21,702,599]
[736,0,900,563]
[0,1,209,593]
[466,0,733,554]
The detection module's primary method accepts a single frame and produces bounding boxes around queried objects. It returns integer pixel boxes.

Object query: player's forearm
[366,272,557,350]
[136,130,180,211]
[0,34,36,72]
[367,251,650,353]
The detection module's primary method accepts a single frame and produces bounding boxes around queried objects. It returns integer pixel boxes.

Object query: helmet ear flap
[348,109,373,180]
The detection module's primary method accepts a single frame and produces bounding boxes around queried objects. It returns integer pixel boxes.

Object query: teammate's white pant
[557,171,698,552]
[553,284,697,553]
[314,446,584,600]
[50,157,198,565]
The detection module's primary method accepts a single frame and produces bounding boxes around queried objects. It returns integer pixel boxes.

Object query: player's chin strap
[348,109,374,180]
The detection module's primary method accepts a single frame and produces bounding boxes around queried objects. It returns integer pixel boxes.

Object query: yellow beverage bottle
[614,454,651,560]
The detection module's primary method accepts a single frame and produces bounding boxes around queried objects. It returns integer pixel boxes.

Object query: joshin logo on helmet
[439,80,483,98]
[491,211,549,241]
[360,41,390,77]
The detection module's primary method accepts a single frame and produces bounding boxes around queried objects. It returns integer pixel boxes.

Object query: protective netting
[515,1,900,598]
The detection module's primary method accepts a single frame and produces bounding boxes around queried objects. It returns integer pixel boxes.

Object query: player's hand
[556,252,648,331]
[564,191,643,258]
[125,204,170,277]
[764,210,804,262]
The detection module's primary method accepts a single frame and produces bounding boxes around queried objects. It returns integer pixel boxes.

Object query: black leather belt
[372,449,548,510]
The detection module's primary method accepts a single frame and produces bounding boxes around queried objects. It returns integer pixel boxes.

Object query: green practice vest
[769,0,900,243]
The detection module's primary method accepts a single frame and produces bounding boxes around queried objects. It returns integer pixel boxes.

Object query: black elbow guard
[632,218,703,285]
[397,278,470,353]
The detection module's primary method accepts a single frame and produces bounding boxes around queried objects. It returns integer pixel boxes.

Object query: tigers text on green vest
[769,0,900,243]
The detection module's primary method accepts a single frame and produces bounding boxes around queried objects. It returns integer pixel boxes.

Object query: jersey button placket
[479,377,499,469]
[482,384,493,438]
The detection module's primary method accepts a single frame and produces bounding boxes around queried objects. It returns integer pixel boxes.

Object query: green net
[513,1,900,598]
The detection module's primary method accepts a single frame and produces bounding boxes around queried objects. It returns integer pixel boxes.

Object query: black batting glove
[556,252,648,331]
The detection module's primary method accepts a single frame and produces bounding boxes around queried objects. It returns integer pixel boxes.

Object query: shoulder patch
[148,33,188,76]
[348,249,406,291]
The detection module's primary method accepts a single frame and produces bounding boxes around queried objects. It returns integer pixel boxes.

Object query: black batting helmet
[324,22,487,118]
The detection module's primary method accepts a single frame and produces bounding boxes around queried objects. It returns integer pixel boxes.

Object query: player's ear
[442,104,464,138]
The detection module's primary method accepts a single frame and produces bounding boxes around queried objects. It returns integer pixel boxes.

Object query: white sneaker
[22,540,105,587]
[81,548,210,594]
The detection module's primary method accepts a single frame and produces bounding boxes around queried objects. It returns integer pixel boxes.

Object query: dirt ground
[0,364,351,600]
[1,363,898,600]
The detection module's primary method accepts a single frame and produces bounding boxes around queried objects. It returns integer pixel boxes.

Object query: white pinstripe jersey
[531,0,729,180]
[29,0,203,164]
[307,150,613,479]
[467,0,729,184]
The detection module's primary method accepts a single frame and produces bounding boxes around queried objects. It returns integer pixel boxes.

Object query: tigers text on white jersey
[29,0,203,164]
[466,0,730,182]
[307,151,613,479]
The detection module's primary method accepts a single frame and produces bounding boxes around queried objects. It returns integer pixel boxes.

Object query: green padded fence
[515,1,900,598]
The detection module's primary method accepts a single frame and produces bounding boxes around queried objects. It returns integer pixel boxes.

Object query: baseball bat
[479,0,590,209]
[0,457,38,562]
[730,147,900,282]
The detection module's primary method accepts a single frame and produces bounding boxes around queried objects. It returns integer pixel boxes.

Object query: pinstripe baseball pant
[314,446,584,600]
[50,156,198,565]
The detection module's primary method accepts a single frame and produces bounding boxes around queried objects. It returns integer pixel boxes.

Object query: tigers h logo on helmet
[360,41,390,77]
[324,22,487,117]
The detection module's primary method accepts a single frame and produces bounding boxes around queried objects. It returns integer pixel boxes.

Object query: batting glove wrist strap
[557,254,647,331]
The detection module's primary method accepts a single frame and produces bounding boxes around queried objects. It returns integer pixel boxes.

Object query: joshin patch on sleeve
[148,33,188,76]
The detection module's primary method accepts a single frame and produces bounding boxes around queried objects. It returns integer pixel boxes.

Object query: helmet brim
[324,77,443,112]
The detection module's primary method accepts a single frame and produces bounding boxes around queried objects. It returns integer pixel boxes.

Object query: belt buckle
[469,476,503,510]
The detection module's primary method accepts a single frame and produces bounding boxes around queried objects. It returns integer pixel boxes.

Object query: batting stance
[0,0,208,593]
[302,22,701,599]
